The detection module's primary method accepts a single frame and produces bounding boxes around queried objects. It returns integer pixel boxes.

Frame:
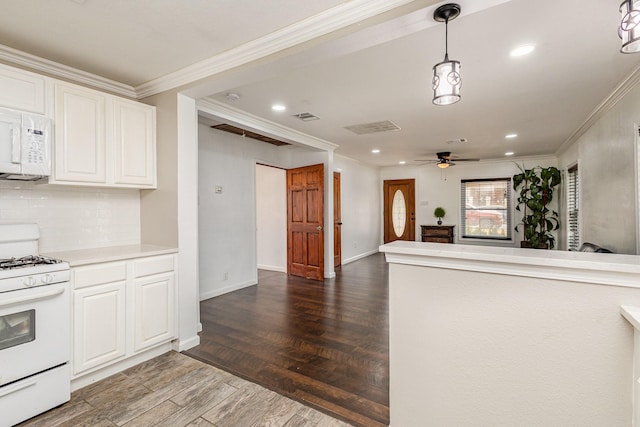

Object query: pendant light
[620,0,640,53]
[432,3,462,105]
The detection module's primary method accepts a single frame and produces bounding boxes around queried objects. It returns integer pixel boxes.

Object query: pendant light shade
[620,0,640,53]
[432,3,462,106]
[432,56,461,106]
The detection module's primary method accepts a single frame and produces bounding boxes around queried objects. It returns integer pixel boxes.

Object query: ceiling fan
[414,151,480,168]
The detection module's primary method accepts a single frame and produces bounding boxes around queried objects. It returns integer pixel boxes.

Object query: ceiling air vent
[293,112,320,121]
[446,138,468,144]
[344,120,401,135]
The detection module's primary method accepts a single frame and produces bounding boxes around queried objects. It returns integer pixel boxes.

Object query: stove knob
[41,274,54,284]
[24,277,36,287]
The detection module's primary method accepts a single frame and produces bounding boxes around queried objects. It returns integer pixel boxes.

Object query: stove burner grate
[0,255,63,270]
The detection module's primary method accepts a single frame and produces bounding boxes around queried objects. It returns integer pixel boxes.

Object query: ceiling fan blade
[453,158,480,162]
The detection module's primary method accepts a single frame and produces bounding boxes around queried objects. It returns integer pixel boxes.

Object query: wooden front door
[383,179,415,243]
[333,172,342,268]
[287,164,324,280]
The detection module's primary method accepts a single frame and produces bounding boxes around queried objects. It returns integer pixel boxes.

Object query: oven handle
[0,378,37,397]
[0,287,65,308]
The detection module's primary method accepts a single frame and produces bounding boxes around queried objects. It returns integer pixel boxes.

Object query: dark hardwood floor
[184,253,389,427]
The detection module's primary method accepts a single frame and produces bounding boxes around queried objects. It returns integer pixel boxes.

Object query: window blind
[567,165,579,251]
[460,178,512,240]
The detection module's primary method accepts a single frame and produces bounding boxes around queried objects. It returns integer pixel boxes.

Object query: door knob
[317,226,323,231]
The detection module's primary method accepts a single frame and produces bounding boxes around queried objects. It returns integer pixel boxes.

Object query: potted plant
[512,164,561,249]
[434,206,446,225]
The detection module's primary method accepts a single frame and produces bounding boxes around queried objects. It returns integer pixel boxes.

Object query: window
[567,164,579,251]
[461,178,512,240]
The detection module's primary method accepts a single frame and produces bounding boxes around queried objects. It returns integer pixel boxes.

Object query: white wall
[389,261,639,427]
[256,164,286,272]
[198,125,290,300]
[558,84,640,255]
[334,155,381,263]
[380,156,558,247]
[0,181,140,252]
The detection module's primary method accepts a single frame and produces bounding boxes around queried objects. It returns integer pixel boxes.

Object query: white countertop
[380,241,640,288]
[43,244,178,266]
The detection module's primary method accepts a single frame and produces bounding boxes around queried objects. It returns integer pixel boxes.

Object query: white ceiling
[1,0,639,167]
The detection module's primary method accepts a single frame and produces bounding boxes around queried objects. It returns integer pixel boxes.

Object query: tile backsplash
[0,181,140,252]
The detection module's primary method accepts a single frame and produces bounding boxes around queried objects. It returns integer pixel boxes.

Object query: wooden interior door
[383,179,415,243]
[333,172,342,268]
[287,164,324,280]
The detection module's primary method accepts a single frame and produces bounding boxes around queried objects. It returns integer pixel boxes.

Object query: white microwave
[0,107,52,181]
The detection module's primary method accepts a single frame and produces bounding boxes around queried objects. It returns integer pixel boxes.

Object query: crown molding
[197,97,338,152]
[135,0,418,99]
[0,0,417,100]
[556,64,640,156]
[0,44,136,98]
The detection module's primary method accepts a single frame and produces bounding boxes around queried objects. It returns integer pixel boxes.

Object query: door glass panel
[392,189,406,237]
[0,309,35,350]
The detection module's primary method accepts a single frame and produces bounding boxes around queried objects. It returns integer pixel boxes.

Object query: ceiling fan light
[437,161,450,169]
[620,0,640,53]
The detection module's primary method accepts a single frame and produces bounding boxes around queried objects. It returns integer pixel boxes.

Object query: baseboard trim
[343,249,379,265]
[257,264,286,273]
[173,334,200,352]
[199,279,257,301]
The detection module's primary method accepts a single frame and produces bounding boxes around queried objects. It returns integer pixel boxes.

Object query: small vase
[437,219,442,225]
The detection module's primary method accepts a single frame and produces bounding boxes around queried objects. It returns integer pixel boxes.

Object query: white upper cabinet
[0,63,47,115]
[53,83,107,183]
[112,98,156,187]
[51,81,156,189]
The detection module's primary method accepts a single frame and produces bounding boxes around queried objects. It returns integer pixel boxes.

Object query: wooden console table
[421,225,455,243]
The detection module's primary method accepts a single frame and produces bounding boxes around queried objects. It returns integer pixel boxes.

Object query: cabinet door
[133,273,174,352]
[112,99,156,187]
[54,83,106,183]
[0,64,46,114]
[73,281,126,375]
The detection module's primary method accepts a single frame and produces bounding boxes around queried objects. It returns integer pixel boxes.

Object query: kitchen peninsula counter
[380,240,640,287]
[380,240,640,427]
[44,244,177,266]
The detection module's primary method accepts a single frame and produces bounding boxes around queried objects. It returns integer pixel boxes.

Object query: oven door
[0,282,69,386]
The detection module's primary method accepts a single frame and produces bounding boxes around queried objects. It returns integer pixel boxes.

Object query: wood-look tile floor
[18,351,351,427]
[184,254,389,427]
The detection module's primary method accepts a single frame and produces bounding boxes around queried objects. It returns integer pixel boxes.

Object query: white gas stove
[0,223,71,425]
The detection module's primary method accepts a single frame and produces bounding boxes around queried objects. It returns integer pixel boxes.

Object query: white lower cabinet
[71,255,175,378]
[73,281,126,374]
[133,255,175,352]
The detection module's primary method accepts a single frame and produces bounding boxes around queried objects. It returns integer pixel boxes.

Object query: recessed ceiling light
[510,44,535,57]
[372,149,380,154]
[399,161,406,165]
[505,152,514,156]
[272,104,286,111]
[505,133,518,139]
